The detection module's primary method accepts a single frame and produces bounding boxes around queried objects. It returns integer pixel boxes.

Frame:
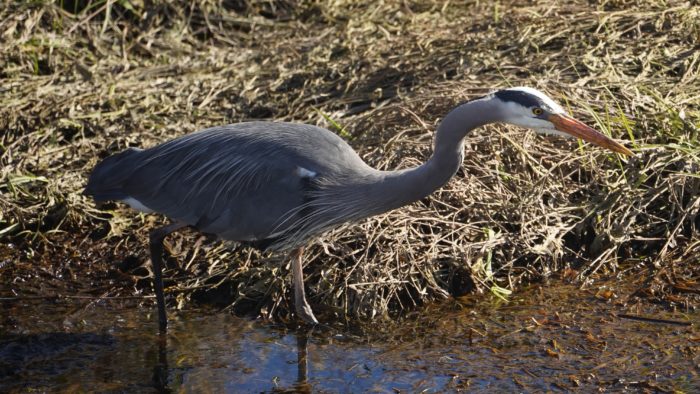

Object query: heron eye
[532,107,544,116]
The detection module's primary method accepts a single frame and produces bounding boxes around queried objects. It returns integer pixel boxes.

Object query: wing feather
[109,122,370,243]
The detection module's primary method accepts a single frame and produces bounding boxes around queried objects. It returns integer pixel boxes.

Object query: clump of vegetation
[1,0,698,321]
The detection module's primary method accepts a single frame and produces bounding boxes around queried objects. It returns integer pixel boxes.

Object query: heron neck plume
[364,98,499,215]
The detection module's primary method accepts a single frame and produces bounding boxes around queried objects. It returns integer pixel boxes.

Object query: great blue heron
[84,87,633,331]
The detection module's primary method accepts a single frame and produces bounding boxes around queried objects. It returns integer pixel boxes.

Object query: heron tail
[83,147,143,201]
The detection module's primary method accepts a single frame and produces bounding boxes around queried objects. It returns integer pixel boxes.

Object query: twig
[617,313,692,326]
[0,295,155,301]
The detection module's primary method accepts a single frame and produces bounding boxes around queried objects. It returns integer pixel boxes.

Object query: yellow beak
[548,114,634,156]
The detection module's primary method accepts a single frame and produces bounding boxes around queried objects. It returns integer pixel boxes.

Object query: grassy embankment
[1,1,698,320]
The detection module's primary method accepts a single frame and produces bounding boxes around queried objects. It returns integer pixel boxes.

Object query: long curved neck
[367,98,499,213]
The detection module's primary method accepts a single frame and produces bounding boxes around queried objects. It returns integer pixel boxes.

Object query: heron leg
[291,247,319,325]
[149,222,187,332]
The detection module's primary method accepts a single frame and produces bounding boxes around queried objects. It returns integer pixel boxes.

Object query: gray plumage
[84,87,632,329]
[87,122,379,250]
[85,98,491,251]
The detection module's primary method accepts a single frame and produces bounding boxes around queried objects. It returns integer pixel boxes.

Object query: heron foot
[296,301,319,325]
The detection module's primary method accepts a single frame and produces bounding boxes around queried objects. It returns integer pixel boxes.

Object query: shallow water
[1,281,698,392]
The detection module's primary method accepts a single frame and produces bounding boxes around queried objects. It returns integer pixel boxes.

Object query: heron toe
[296,302,319,325]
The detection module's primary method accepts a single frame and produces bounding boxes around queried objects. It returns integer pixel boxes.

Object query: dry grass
[1,0,699,321]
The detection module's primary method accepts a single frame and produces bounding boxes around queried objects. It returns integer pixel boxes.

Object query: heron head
[492,87,633,156]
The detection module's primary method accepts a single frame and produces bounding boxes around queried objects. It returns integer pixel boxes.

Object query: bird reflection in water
[148,326,313,392]
[295,328,312,393]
